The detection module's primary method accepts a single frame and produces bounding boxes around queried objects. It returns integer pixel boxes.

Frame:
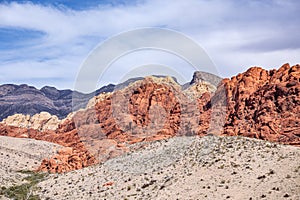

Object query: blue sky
[0,0,299,90]
[1,0,135,10]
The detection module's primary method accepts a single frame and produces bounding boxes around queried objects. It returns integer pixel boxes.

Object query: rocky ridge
[0,64,299,173]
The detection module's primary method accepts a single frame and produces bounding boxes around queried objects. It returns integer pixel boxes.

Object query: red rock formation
[95,81,182,141]
[36,77,207,172]
[221,64,300,145]
[0,64,299,173]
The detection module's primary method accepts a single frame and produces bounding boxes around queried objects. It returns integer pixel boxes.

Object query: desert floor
[0,135,299,200]
[37,135,300,199]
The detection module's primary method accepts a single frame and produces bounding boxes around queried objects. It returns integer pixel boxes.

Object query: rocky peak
[40,86,61,100]
[0,84,18,96]
[190,71,223,87]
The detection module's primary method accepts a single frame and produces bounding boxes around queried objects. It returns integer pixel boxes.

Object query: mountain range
[0,83,115,121]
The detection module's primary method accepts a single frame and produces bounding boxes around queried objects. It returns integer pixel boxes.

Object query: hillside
[35,135,300,199]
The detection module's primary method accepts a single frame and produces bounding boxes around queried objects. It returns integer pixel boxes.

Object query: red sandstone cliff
[221,64,300,145]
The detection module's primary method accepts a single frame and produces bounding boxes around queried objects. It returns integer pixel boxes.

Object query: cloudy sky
[0,0,299,91]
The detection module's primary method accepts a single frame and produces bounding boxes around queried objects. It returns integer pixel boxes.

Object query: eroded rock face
[0,64,299,173]
[38,134,97,174]
[221,64,300,145]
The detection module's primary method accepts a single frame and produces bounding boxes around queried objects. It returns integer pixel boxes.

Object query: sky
[0,0,299,91]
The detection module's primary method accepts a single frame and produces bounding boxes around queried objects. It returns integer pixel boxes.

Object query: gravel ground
[0,136,62,188]
[35,135,300,200]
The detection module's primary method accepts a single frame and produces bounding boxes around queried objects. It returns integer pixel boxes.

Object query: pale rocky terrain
[34,135,300,200]
[0,136,62,188]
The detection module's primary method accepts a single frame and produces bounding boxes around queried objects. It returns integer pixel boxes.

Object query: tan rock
[86,92,112,109]
[1,114,31,128]
[30,112,61,131]
[1,112,61,131]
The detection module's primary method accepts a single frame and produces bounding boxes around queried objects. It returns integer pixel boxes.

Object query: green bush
[0,171,47,200]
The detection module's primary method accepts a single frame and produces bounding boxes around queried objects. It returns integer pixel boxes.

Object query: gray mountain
[0,84,115,121]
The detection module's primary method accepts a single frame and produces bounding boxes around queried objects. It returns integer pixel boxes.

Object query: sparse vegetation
[1,135,299,199]
[0,170,47,200]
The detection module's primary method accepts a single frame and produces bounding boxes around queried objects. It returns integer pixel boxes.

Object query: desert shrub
[0,171,47,200]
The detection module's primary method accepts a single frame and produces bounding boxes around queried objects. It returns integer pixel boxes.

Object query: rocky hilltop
[0,64,299,174]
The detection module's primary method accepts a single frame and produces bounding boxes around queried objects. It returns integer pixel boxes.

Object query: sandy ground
[0,136,62,188]
[33,135,300,200]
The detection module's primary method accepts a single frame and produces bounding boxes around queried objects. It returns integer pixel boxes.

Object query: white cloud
[0,0,299,89]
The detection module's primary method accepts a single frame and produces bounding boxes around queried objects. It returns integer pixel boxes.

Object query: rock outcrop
[221,64,300,145]
[0,64,299,173]
[1,112,61,132]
